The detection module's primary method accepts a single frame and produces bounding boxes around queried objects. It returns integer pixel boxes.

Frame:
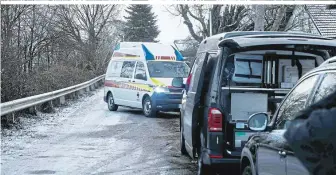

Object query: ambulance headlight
[154,87,169,93]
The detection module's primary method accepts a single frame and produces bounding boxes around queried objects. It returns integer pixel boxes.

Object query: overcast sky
[152,5,191,45]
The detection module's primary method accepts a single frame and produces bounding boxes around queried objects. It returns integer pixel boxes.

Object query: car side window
[312,72,336,103]
[275,75,319,129]
[189,53,205,92]
[134,62,147,81]
[107,61,123,77]
[120,61,136,79]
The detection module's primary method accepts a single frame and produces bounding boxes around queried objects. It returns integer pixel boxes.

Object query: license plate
[235,132,255,148]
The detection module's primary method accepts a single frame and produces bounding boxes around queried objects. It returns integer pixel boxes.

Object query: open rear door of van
[184,51,217,157]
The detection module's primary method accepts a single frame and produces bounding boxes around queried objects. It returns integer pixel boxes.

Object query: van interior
[221,47,334,121]
[219,46,335,151]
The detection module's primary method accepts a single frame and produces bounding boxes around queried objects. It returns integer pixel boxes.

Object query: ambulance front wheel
[143,96,156,118]
[107,93,118,111]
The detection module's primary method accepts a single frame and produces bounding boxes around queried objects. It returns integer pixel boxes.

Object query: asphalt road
[1,89,197,175]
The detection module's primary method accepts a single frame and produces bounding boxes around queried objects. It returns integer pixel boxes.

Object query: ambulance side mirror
[172,77,184,88]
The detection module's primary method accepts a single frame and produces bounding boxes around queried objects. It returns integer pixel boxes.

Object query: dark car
[240,56,336,175]
[175,31,336,174]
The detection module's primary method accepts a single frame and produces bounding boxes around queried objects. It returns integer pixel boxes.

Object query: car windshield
[147,61,190,78]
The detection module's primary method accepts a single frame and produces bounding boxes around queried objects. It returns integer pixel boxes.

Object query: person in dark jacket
[284,90,336,175]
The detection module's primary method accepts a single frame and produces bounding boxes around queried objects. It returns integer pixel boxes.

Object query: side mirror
[135,73,146,80]
[172,77,183,88]
[247,113,269,131]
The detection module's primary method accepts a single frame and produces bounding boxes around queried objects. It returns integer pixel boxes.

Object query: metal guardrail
[1,75,105,116]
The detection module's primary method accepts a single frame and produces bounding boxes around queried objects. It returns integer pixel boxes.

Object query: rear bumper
[202,149,240,166]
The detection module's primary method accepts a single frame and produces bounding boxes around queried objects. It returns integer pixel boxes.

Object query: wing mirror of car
[135,73,146,81]
[172,77,184,88]
[247,113,269,131]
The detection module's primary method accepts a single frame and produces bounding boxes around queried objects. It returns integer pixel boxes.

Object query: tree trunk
[252,5,266,31]
[17,13,21,75]
[47,47,50,69]
[28,5,36,72]
[271,6,286,31]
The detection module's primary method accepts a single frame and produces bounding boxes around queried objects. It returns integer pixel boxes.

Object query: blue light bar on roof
[114,43,120,50]
[172,46,184,61]
[141,44,154,60]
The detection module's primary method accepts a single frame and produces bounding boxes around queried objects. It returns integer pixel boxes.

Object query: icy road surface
[1,88,197,175]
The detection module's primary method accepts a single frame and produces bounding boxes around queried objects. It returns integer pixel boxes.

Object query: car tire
[180,124,188,155]
[142,96,156,118]
[242,165,252,175]
[197,130,215,175]
[107,93,118,111]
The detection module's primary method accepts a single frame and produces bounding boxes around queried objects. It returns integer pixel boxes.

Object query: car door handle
[278,151,286,157]
[132,80,135,82]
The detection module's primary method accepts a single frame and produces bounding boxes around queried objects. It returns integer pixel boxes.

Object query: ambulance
[103,42,190,117]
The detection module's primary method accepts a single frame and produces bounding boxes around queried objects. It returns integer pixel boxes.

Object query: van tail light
[186,73,192,85]
[186,73,192,90]
[208,108,223,132]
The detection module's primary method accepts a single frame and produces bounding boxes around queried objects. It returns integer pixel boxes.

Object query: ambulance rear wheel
[107,93,118,111]
[143,96,156,118]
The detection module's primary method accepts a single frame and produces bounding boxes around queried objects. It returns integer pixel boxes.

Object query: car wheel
[142,96,156,118]
[180,123,188,155]
[242,165,252,175]
[197,130,215,175]
[107,93,118,111]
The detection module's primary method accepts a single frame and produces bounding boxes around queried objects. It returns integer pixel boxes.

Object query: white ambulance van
[103,42,190,117]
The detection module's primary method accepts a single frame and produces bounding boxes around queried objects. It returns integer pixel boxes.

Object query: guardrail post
[78,89,85,95]
[53,96,66,107]
[11,113,15,123]
[60,96,66,105]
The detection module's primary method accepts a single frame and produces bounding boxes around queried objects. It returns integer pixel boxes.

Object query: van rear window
[147,61,190,78]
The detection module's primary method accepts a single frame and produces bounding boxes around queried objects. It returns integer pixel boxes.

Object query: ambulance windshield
[147,61,190,78]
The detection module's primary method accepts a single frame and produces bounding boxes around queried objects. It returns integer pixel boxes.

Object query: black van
[175,31,336,174]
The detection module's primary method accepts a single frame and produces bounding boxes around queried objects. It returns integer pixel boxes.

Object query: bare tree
[1,5,31,101]
[167,5,306,43]
[55,5,120,71]
[166,5,252,42]
[1,5,123,102]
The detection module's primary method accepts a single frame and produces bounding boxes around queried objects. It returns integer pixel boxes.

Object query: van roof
[218,34,336,48]
[197,31,325,53]
[112,42,184,61]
